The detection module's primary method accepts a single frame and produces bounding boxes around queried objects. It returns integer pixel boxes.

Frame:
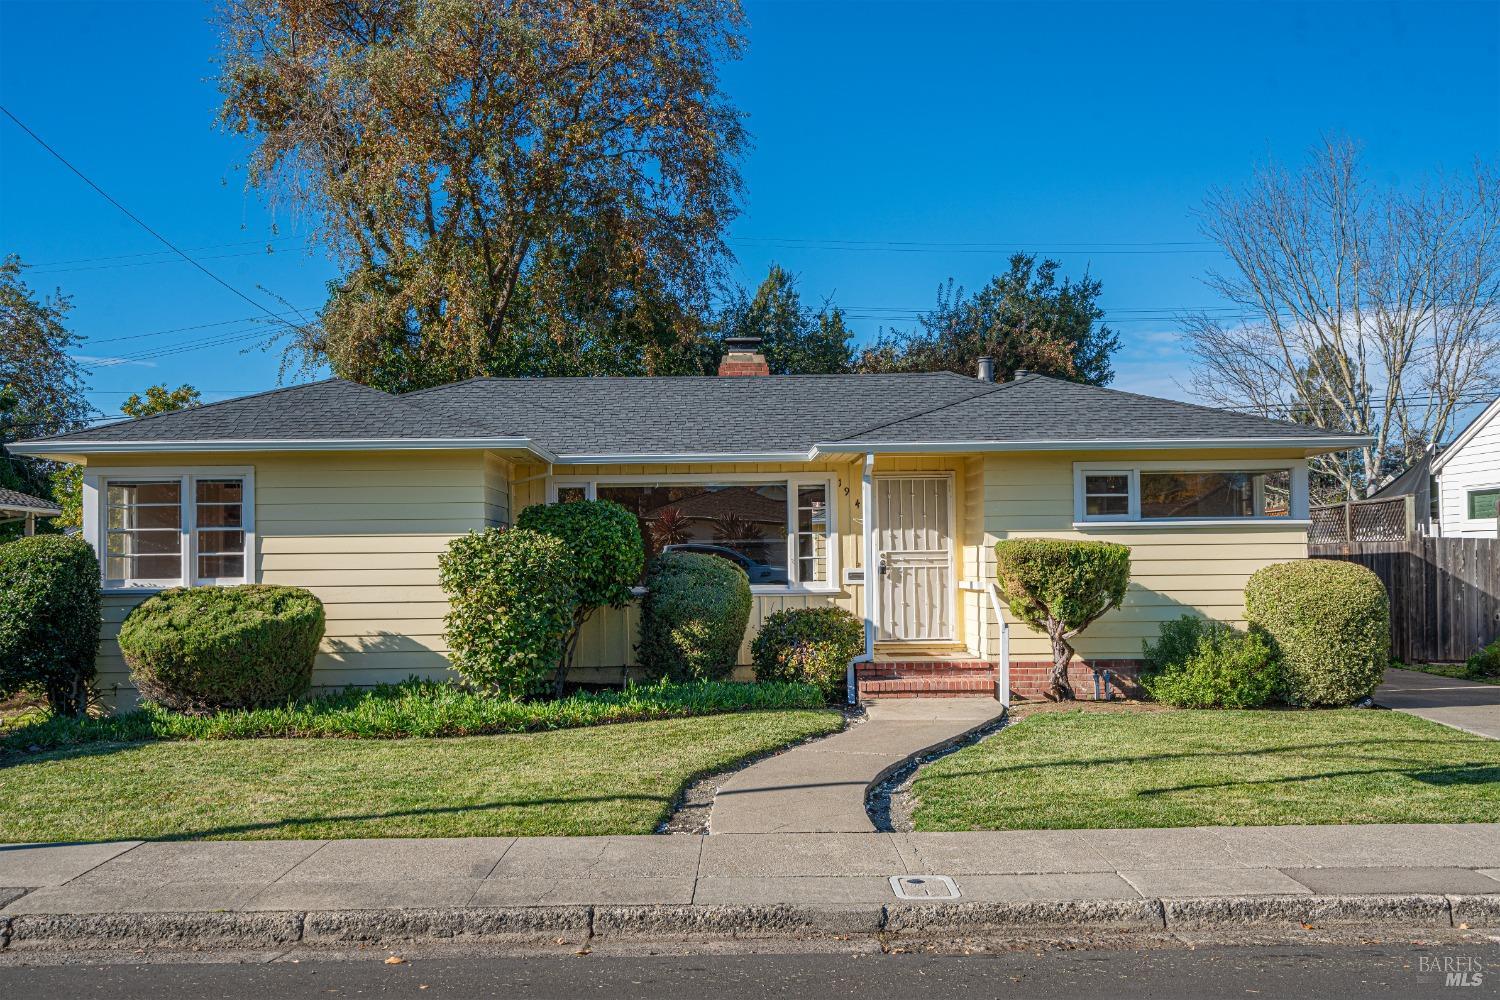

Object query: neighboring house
[1430,395,1500,538]
[11,339,1365,704]
[0,486,61,537]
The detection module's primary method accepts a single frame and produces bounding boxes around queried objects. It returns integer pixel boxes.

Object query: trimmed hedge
[1,678,828,753]
[639,551,752,682]
[1245,560,1389,707]
[1141,614,1279,709]
[118,585,325,714]
[0,535,101,716]
[751,606,864,701]
[439,527,577,699]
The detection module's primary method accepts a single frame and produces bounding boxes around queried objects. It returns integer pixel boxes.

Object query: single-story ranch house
[11,339,1366,704]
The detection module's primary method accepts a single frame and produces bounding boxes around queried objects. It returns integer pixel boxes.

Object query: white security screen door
[874,476,954,641]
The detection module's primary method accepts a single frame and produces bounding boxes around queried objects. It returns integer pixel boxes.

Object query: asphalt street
[2,943,1497,999]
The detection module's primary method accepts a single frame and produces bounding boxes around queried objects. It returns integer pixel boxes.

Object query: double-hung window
[90,468,254,590]
[1074,461,1306,525]
[549,475,837,590]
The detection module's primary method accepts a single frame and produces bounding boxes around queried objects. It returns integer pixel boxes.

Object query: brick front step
[859,661,995,677]
[857,676,998,699]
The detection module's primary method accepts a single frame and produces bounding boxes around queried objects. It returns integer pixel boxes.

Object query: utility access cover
[889,875,960,900]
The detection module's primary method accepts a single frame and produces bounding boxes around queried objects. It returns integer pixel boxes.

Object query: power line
[29,236,307,269]
[0,105,313,339]
[86,307,317,345]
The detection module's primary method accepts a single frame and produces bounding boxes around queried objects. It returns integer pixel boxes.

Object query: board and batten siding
[87,450,496,705]
[972,449,1312,662]
[1436,402,1500,538]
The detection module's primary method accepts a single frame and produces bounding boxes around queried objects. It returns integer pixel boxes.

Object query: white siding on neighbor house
[1436,402,1500,538]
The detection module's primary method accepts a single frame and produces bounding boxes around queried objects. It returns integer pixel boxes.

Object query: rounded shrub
[638,551,752,682]
[0,535,102,716]
[1244,560,1389,707]
[1466,638,1500,679]
[1141,614,1279,709]
[439,527,577,699]
[750,606,864,701]
[118,585,325,715]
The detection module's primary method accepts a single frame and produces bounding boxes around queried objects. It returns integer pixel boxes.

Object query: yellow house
[11,340,1365,706]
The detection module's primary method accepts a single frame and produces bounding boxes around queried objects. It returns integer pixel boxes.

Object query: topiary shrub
[1244,560,1389,707]
[118,585,325,715]
[0,535,102,716]
[750,606,864,701]
[1466,638,1500,679]
[439,527,577,700]
[993,537,1131,700]
[517,499,644,695]
[638,551,751,682]
[1141,614,1279,709]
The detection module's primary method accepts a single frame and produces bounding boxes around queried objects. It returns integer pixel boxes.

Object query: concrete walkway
[709,698,1004,834]
[1,824,1497,943]
[1376,667,1500,740]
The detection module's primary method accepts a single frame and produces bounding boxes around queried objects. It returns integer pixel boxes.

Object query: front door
[874,475,954,641]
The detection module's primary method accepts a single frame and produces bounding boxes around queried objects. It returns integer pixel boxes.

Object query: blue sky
[2,0,1497,421]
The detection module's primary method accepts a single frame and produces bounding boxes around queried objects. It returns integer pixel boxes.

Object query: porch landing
[709,697,1004,834]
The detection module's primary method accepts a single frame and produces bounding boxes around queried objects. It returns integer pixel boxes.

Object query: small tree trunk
[1046,622,1077,701]
[553,609,591,698]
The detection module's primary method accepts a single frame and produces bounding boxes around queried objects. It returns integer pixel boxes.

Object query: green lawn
[0,709,842,842]
[911,706,1500,831]
[1402,662,1500,685]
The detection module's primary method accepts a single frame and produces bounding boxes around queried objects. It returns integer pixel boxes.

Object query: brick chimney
[718,335,770,376]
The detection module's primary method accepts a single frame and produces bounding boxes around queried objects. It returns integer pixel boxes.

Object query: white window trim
[1461,483,1500,529]
[546,471,840,594]
[1072,459,1309,526]
[84,466,256,593]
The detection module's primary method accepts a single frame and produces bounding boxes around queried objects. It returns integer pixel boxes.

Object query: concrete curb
[3,892,1497,952]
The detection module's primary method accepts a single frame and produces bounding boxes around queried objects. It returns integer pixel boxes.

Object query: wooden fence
[1310,537,1500,663]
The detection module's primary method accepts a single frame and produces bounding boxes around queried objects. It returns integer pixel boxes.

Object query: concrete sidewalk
[1377,667,1500,740]
[2,823,1498,952]
[710,697,1003,834]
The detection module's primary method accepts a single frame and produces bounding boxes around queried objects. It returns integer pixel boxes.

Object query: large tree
[1184,138,1500,500]
[854,254,1119,384]
[219,0,748,392]
[715,264,854,374]
[0,256,90,534]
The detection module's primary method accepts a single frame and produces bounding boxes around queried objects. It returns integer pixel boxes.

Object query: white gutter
[847,451,878,705]
[813,436,1371,457]
[6,437,558,462]
[552,451,814,465]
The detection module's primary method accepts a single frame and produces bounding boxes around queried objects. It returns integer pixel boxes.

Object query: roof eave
[552,450,815,465]
[6,437,559,463]
[813,436,1372,456]
[1430,395,1500,473]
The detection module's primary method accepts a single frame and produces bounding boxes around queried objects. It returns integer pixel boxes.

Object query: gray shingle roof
[836,374,1345,445]
[0,487,61,515]
[27,379,522,446]
[14,371,1357,458]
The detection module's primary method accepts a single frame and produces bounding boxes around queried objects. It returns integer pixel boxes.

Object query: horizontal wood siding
[84,450,491,704]
[977,449,1311,661]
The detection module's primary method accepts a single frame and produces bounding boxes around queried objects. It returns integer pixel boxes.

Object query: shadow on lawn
[0,792,669,845]
[918,736,1488,784]
[1133,762,1500,797]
